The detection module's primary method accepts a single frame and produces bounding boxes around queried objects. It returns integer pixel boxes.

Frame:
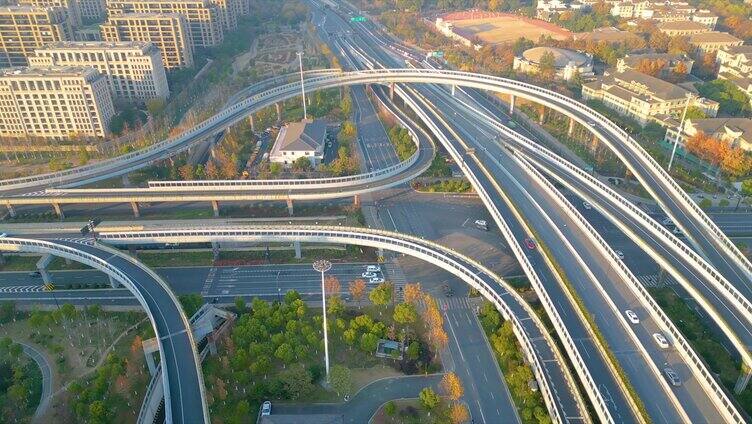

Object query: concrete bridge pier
[121,174,131,187]
[538,105,546,125]
[568,116,576,136]
[0,254,5,265]
[286,199,294,216]
[275,102,282,123]
[248,115,255,132]
[5,204,16,218]
[353,194,360,207]
[51,203,64,220]
[142,338,159,375]
[389,82,395,100]
[451,84,456,96]
[509,94,516,114]
[36,254,53,286]
[130,202,140,218]
[108,275,121,289]
[735,367,751,393]
[211,241,220,260]
[377,247,384,259]
[294,241,302,259]
[211,200,220,217]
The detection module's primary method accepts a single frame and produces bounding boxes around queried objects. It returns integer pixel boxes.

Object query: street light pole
[313,259,332,382]
[668,93,693,172]
[297,51,308,121]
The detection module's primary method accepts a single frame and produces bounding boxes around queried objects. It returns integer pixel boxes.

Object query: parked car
[366,265,381,273]
[625,309,639,324]
[362,271,377,278]
[524,238,536,250]
[582,202,592,210]
[261,400,272,416]
[663,367,681,386]
[369,276,385,284]
[653,333,670,349]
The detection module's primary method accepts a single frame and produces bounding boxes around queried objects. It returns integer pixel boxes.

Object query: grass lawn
[0,256,92,272]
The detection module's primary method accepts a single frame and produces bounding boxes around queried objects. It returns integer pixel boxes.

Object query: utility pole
[668,93,693,172]
[297,51,308,120]
[313,259,332,382]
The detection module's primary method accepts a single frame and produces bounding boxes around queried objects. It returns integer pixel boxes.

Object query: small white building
[269,119,326,167]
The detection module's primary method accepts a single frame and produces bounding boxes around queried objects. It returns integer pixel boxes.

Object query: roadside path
[18,342,52,421]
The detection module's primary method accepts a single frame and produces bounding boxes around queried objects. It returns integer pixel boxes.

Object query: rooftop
[36,41,157,52]
[657,20,708,31]
[621,52,692,67]
[688,31,743,44]
[0,66,100,79]
[521,46,590,67]
[607,69,690,100]
[687,117,752,141]
[272,119,327,153]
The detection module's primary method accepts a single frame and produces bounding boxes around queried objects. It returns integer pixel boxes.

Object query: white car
[366,265,381,273]
[0,233,7,238]
[369,276,385,284]
[362,271,377,278]
[615,250,625,260]
[653,333,670,349]
[261,400,271,416]
[625,309,639,324]
[582,201,592,210]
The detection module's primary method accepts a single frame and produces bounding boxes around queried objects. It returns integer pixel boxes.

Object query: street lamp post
[668,93,693,172]
[313,259,332,382]
[297,51,308,120]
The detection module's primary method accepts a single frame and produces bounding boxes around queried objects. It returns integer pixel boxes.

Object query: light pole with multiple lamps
[668,93,694,171]
[312,259,332,382]
[297,51,308,120]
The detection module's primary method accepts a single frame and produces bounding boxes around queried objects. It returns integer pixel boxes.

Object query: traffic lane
[441,89,722,421]
[52,240,204,424]
[413,87,636,422]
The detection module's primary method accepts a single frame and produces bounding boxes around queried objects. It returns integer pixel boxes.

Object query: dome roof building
[513,46,594,80]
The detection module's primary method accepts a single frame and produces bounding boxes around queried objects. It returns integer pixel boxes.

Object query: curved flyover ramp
[96,225,588,423]
[0,237,208,424]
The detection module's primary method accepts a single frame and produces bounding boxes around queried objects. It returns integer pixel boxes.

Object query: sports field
[445,11,571,44]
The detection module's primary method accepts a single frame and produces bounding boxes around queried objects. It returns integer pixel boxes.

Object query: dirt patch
[445,11,570,44]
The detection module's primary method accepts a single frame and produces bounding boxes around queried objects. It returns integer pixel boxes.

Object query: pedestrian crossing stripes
[384,261,407,301]
[636,274,677,288]
[57,237,95,245]
[200,268,217,296]
[0,285,43,293]
[418,296,473,311]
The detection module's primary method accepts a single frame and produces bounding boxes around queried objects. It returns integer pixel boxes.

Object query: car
[362,271,377,278]
[663,367,681,386]
[261,400,272,416]
[442,284,454,297]
[615,250,624,260]
[474,219,488,231]
[0,232,7,237]
[661,217,674,226]
[366,265,381,273]
[524,238,536,250]
[28,271,41,278]
[582,201,592,210]
[587,121,596,127]
[653,333,670,349]
[369,276,385,284]
[672,227,683,235]
[625,309,639,324]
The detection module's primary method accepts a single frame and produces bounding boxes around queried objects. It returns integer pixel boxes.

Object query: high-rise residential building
[0,66,115,139]
[29,41,170,101]
[77,0,106,22]
[0,6,73,67]
[100,13,193,69]
[105,0,224,47]
[17,0,81,27]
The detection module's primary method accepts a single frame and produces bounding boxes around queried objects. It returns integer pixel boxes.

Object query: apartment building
[105,0,224,47]
[609,1,718,28]
[665,117,752,152]
[0,66,115,138]
[688,32,744,54]
[77,0,105,21]
[716,45,752,101]
[657,20,709,36]
[582,69,718,126]
[0,6,73,67]
[29,41,169,101]
[17,0,81,27]
[616,53,694,76]
[100,13,193,69]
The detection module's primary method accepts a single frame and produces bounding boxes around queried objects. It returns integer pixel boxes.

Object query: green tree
[699,198,713,209]
[697,79,752,116]
[270,162,283,176]
[235,296,246,313]
[384,400,397,416]
[419,387,441,413]
[279,363,314,400]
[407,341,420,360]
[369,282,393,308]
[146,98,166,116]
[77,146,90,165]
[179,294,204,317]
[275,343,295,365]
[742,179,752,196]
[393,303,417,325]
[292,156,313,171]
[0,301,16,324]
[329,365,352,396]
[360,332,380,352]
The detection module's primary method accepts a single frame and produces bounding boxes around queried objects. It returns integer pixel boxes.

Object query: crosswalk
[0,285,43,293]
[57,237,95,245]
[418,296,474,311]
[384,261,407,301]
[636,274,677,288]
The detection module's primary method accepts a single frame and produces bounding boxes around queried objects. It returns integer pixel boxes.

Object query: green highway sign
[350,16,367,22]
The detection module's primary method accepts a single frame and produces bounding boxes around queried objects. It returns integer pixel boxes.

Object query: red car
[524,238,536,250]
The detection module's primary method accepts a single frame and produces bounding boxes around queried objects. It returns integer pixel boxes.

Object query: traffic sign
[350,16,366,22]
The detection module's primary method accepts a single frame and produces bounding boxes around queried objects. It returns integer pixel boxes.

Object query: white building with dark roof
[513,46,593,81]
[269,119,327,167]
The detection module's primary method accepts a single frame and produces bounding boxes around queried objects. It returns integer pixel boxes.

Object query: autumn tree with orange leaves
[348,279,367,308]
[440,372,464,401]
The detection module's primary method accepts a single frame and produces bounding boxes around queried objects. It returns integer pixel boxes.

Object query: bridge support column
[275,102,282,123]
[509,94,515,114]
[127,246,138,259]
[36,254,53,286]
[735,367,751,393]
[377,247,384,259]
[211,242,220,261]
[538,105,546,125]
[0,254,5,265]
[294,241,302,259]
[121,174,131,187]
[5,204,16,218]
[451,84,456,96]
[353,194,360,207]
[144,351,157,375]
[568,117,576,136]
[210,146,217,159]
[108,275,121,289]
[51,203,64,220]
[389,82,395,100]
[248,115,255,132]
[130,202,140,218]
[286,199,294,216]
[211,200,220,217]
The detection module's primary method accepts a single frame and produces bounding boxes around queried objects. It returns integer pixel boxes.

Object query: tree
[699,198,712,209]
[179,294,204,317]
[419,387,441,413]
[537,51,557,79]
[275,342,295,365]
[329,365,352,396]
[77,146,90,165]
[407,341,420,360]
[279,363,314,399]
[348,279,367,307]
[742,179,752,196]
[369,281,393,308]
[685,106,706,120]
[270,162,283,176]
[697,79,751,116]
[205,161,221,179]
[393,303,417,325]
[292,156,313,172]
[146,98,166,116]
[360,332,380,352]
[384,400,397,416]
[449,402,470,424]
[0,301,16,324]
[234,296,246,313]
[340,94,352,117]
[635,59,666,77]
[179,163,196,180]
[324,276,341,298]
[440,372,464,401]
[403,282,422,304]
